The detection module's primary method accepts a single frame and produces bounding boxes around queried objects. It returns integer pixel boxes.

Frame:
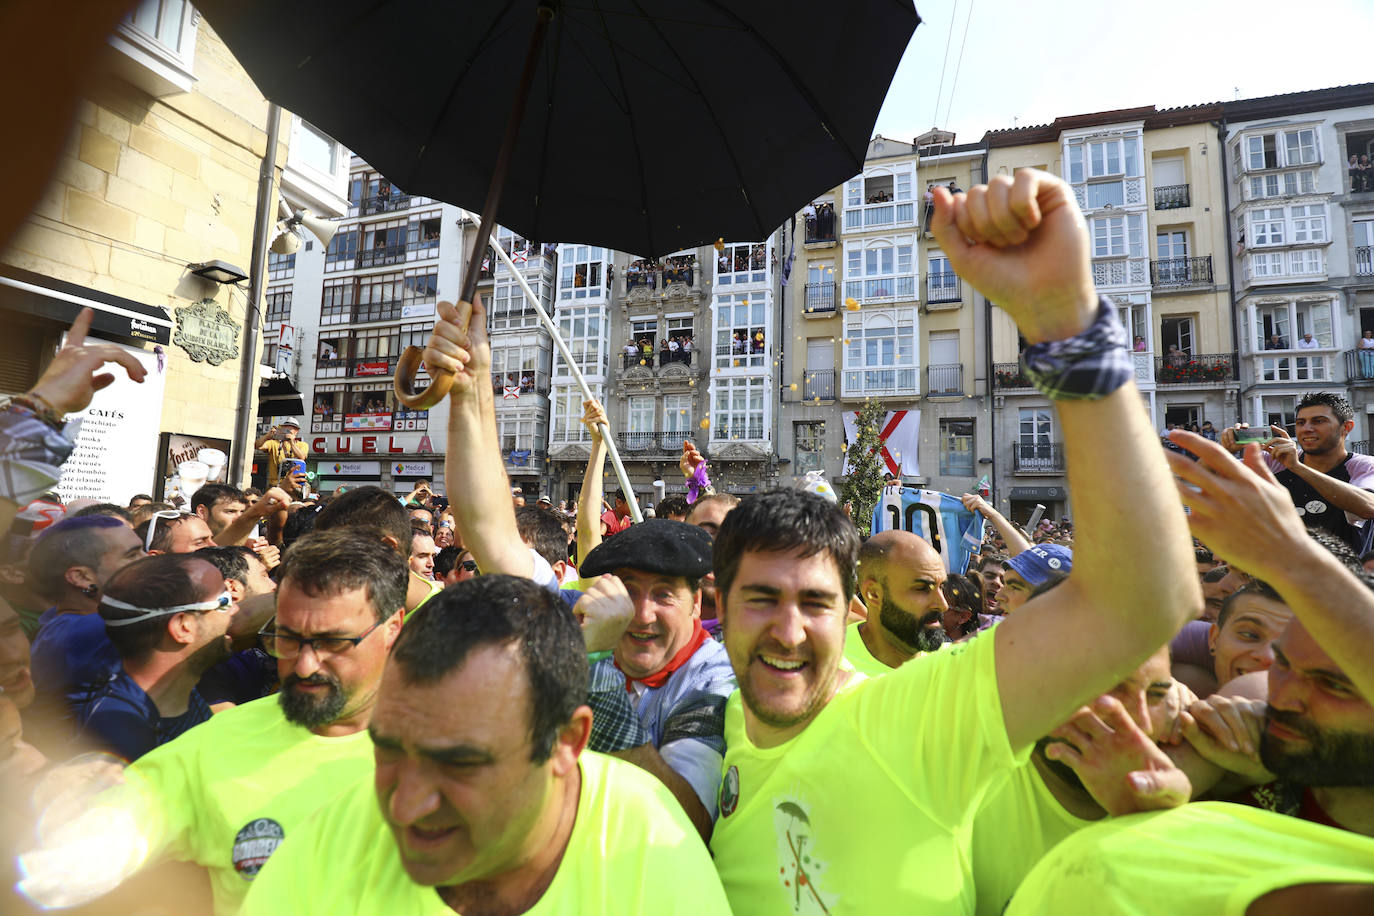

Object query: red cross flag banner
[842,408,921,477]
[503,385,521,400]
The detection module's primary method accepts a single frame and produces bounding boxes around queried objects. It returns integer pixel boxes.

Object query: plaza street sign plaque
[174,298,241,365]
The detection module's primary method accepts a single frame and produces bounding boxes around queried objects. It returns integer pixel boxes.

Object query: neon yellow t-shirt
[841,620,893,677]
[711,631,1027,915]
[1005,801,1374,915]
[240,751,731,915]
[970,757,1093,916]
[110,694,373,915]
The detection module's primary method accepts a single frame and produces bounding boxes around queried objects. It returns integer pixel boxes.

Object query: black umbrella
[197,0,919,406]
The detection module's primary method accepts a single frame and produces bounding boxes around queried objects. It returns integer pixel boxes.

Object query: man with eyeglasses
[16,529,407,915]
[73,555,229,761]
[240,575,729,915]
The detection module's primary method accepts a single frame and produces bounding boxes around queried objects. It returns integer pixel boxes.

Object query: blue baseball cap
[1004,544,1073,587]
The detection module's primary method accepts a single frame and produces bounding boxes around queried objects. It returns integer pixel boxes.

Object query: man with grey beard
[17,529,407,915]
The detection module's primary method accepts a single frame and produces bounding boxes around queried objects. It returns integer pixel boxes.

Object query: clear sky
[872,0,1374,145]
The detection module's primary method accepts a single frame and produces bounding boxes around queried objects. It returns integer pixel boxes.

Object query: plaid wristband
[1021,297,1133,401]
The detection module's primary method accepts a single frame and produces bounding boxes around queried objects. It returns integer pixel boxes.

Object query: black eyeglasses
[460,560,479,572]
[258,617,386,659]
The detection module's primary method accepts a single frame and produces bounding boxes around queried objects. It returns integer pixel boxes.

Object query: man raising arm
[932,171,1202,752]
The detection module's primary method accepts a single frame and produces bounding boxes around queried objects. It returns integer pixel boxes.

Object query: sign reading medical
[174,298,241,365]
[320,460,381,476]
[392,462,433,477]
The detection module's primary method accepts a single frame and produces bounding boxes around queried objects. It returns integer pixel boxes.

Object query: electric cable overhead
[939,0,976,135]
[930,0,960,132]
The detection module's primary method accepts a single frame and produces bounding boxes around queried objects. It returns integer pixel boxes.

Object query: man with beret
[998,544,1073,614]
[579,519,736,841]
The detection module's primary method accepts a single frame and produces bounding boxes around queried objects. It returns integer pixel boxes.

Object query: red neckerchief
[616,620,710,693]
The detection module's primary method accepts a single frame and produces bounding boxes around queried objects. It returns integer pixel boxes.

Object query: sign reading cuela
[174,299,241,365]
[57,341,166,504]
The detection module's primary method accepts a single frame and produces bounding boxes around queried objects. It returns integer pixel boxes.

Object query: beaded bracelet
[1020,297,1135,401]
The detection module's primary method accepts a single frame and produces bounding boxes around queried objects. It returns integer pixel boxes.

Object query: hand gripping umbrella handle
[394,347,454,410]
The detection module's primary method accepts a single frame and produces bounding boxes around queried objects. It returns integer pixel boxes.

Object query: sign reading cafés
[174,299,241,366]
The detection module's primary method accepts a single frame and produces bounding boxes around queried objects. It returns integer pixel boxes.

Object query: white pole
[478,218,644,523]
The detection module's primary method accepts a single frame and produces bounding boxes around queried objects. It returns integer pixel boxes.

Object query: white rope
[476,218,644,523]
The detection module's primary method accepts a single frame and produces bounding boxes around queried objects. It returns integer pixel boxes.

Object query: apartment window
[843,236,916,302]
[714,293,768,369]
[843,307,917,397]
[794,421,825,475]
[1156,230,1189,260]
[1246,128,1320,170]
[555,306,606,377]
[1068,135,1140,183]
[1248,170,1316,199]
[321,280,353,326]
[1160,316,1194,353]
[552,384,604,442]
[1249,251,1285,278]
[716,242,769,286]
[406,213,442,254]
[1086,181,1125,208]
[325,229,358,272]
[294,120,337,176]
[667,316,695,345]
[1262,395,1296,432]
[928,253,956,294]
[711,377,765,441]
[264,290,292,325]
[663,394,693,437]
[1255,301,1332,349]
[1290,205,1327,244]
[360,219,407,268]
[1289,250,1324,276]
[627,397,655,435]
[402,271,438,315]
[938,419,974,477]
[490,277,548,329]
[354,272,404,323]
[1091,214,1144,258]
[1018,408,1053,449]
[1250,209,1285,247]
[267,250,296,281]
[1114,297,1149,344]
[558,246,606,300]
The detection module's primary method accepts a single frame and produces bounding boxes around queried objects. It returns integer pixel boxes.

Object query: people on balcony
[1358,330,1374,378]
[1133,335,1147,352]
[1265,333,1289,350]
[1164,344,1188,369]
[1351,154,1371,193]
[1297,333,1320,350]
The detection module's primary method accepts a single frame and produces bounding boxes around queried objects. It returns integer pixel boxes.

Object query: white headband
[101,591,232,627]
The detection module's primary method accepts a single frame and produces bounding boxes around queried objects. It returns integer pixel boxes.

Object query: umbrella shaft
[484,222,643,524]
[459,3,556,306]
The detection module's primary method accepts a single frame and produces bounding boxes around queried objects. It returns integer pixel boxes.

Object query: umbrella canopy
[197,0,920,257]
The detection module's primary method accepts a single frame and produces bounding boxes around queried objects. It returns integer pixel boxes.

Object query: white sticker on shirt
[1305,499,1327,515]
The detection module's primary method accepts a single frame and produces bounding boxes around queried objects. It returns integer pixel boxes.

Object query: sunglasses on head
[144,509,185,552]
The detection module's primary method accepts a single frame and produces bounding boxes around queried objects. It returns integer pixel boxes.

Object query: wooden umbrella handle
[394,345,454,409]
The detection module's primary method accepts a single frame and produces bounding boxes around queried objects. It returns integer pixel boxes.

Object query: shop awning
[0,265,173,345]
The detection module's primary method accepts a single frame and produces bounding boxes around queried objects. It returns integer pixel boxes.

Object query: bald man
[847,530,951,676]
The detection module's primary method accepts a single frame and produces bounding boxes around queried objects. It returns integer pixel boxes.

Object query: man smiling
[577,519,735,839]
[706,169,1200,914]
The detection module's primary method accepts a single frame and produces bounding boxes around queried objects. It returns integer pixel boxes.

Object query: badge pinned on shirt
[232,818,285,879]
[720,765,740,817]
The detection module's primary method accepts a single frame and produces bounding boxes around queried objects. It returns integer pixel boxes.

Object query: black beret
[580,519,713,579]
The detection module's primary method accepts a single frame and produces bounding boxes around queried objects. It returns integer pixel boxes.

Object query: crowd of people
[3,171,1374,914]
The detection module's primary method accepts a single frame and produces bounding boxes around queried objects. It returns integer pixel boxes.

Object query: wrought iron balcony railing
[1151,256,1213,288]
[1154,184,1191,210]
[1154,352,1237,385]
